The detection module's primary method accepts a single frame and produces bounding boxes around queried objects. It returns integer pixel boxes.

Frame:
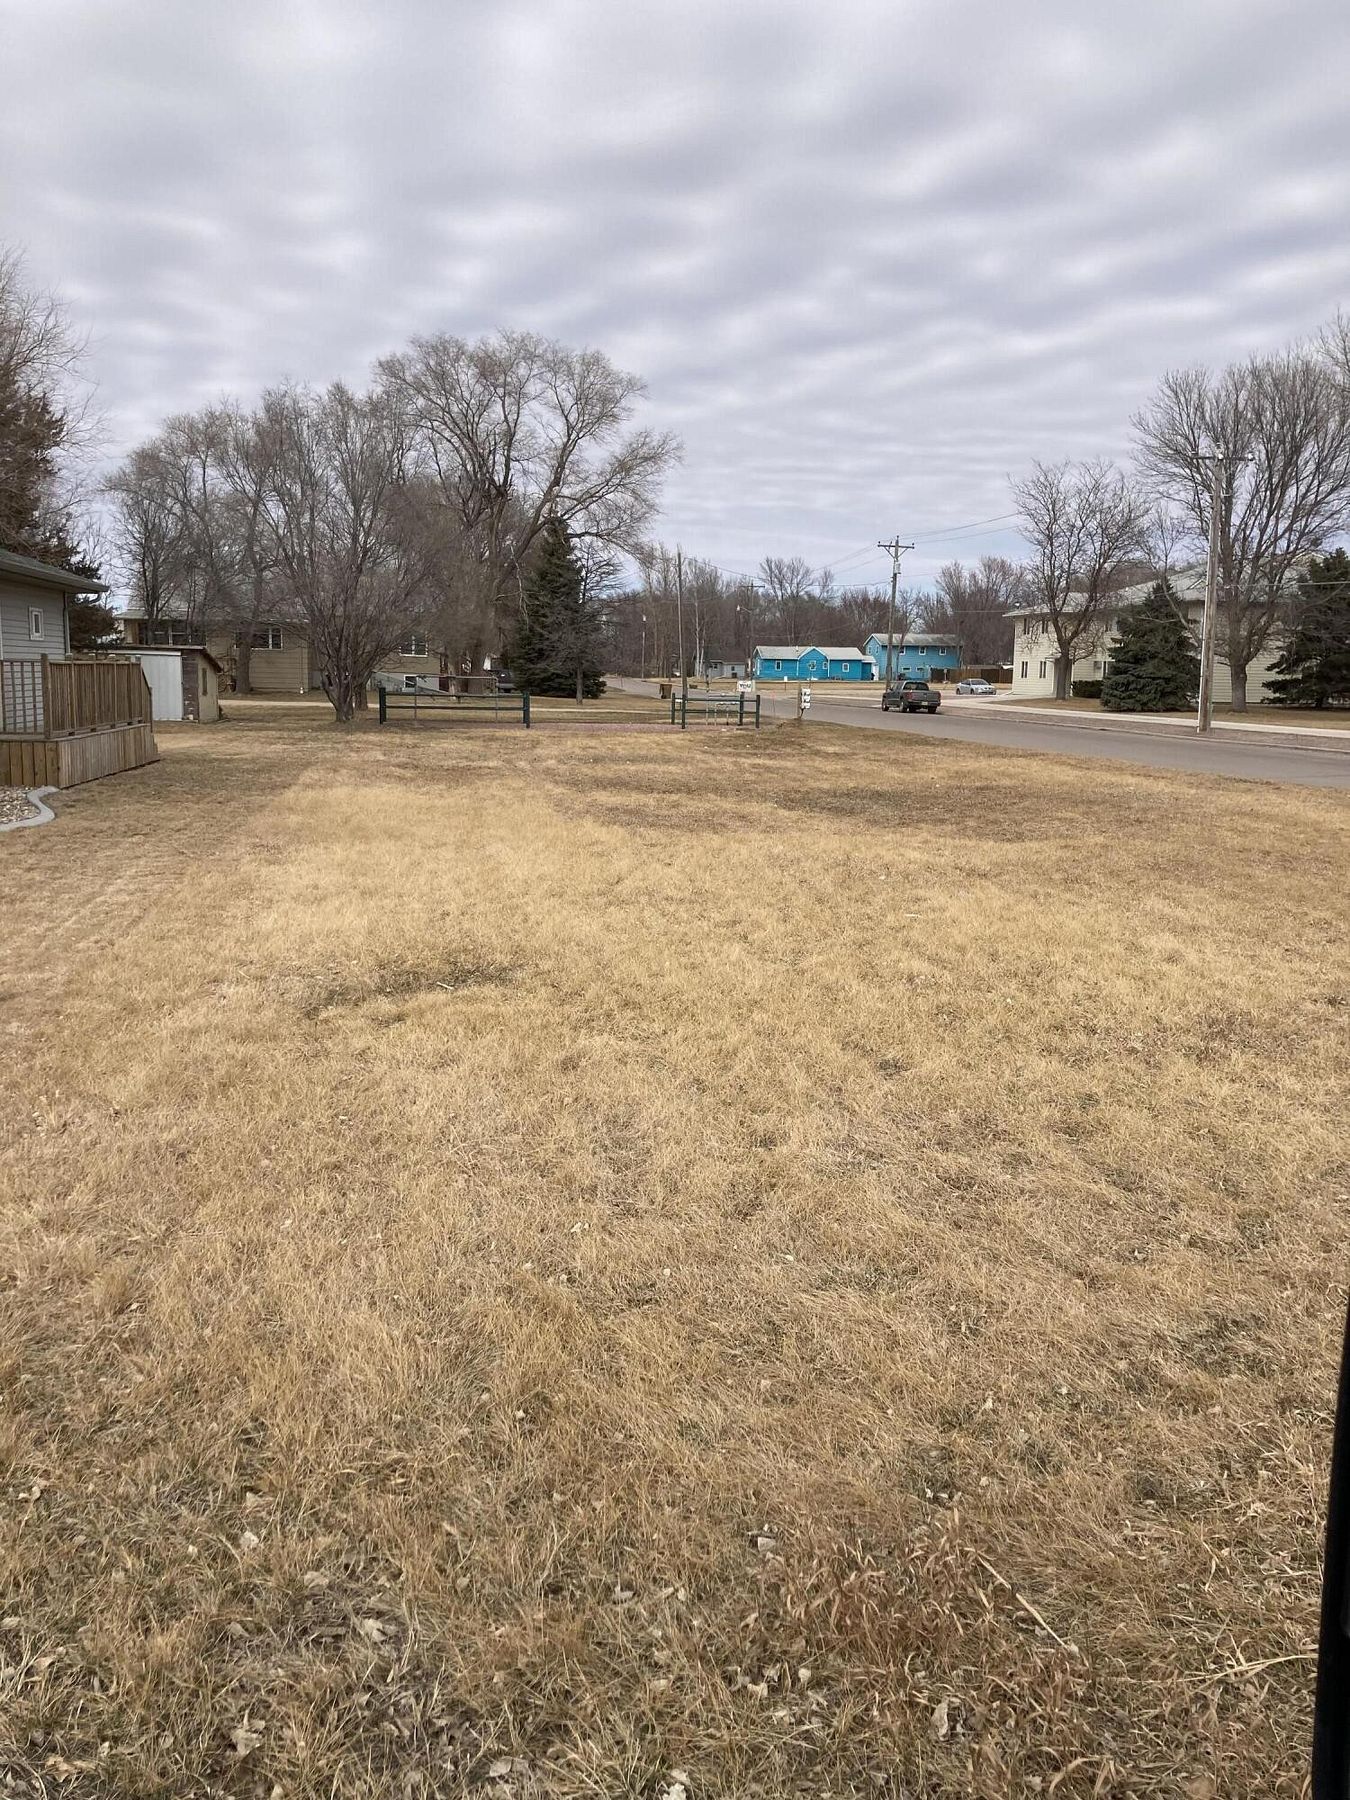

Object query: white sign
[737,679,756,694]
[800,686,812,710]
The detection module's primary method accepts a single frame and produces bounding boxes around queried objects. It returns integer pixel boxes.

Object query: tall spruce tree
[511,518,606,698]
[1100,577,1199,712]
[1265,549,1350,708]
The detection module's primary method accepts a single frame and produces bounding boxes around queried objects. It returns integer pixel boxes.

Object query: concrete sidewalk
[1000,694,1346,738]
[994,701,1350,752]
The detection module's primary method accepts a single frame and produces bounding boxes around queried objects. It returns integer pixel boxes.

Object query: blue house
[752,644,876,681]
[864,631,962,682]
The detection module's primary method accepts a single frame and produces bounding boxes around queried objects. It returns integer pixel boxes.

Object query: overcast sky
[4,0,1350,591]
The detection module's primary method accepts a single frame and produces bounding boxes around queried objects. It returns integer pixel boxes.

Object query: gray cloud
[3,0,1349,589]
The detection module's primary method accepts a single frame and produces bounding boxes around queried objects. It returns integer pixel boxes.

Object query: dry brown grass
[2,704,1348,1798]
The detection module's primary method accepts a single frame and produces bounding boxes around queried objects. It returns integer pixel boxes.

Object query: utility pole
[878,538,915,686]
[740,578,760,678]
[1196,455,1229,734]
[675,547,688,706]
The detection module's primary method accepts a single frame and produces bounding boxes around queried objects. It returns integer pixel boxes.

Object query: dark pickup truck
[881,680,941,713]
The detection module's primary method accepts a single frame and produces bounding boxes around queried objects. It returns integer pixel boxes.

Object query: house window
[1093,660,1102,672]
[201,665,209,696]
[774,660,782,671]
[147,621,195,646]
[401,634,428,657]
[1020,661,1028,679]
[1039,660,1048,679]
[28,606,43,640]
[842,661,850,672]
[1021,616,1033,637]
[243,626,284,650]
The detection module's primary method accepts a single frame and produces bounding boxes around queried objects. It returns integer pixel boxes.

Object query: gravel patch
[0,785,39,826]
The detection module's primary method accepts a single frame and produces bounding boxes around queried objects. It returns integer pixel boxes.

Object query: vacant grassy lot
[2,704,1347,1797]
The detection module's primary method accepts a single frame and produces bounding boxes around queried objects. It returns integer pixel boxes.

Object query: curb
[0,787,58,833]
[996,705,1350,753]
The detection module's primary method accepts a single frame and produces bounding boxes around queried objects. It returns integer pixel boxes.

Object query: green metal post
[680,694,687,731]
[738,690,745,728]
[522,692,531,729]
[754,695,761,729]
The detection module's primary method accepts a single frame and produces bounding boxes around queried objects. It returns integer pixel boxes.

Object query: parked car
[882,680,941,713]
[954,678,998,696]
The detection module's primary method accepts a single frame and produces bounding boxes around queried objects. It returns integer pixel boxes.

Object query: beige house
[119,610,319,693]
[1006,568,1284,703]
[118,607,453,695]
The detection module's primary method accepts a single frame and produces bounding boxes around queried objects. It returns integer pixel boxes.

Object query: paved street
[615,681,1350,789]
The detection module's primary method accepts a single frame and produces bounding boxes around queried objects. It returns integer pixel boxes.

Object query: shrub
[1071,679,1103,699]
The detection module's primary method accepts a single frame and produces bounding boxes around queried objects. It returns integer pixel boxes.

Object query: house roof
[114,643,224,672]
[754,644,873,660]
[1004,564,1239,618]
[0,547,108,595]
[866,630,959,647]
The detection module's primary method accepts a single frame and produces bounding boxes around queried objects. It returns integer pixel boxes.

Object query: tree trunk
[235,640,253,695]
[1054,649,1071,699]
[325,670,358,723]
[1230,663,1248,711]
[576,662,584,704]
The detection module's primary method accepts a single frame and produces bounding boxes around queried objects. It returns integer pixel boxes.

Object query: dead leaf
[230,1717,263,1756]
[931,1697,952,1741]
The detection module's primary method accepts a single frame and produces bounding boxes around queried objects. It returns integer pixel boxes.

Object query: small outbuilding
[113,644,222,722]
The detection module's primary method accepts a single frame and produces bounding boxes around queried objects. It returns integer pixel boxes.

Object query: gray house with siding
[0,548,107,732]
[0,547,105,657]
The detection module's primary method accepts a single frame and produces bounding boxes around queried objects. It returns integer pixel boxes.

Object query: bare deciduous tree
[1134,349,1350,707]
[757,555,838,644]
[924,556,1029,666]
[1012,459,1146,697]
[381,331,679,659]
[256,382,430,721]
[0,246,97,563]
[106,439,197,631]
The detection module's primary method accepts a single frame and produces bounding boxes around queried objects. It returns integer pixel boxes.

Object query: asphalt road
[799,698,1350,788]
[614,682,1350,789]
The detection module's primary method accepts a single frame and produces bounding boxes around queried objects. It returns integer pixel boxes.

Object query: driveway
[615,681,1350,789]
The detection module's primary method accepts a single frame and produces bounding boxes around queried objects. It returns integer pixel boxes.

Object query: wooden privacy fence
[0,655,153,738]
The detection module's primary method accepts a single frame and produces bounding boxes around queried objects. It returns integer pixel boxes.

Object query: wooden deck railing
[0,655,153,737]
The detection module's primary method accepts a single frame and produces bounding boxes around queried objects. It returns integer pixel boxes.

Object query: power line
[910,510,1021,542]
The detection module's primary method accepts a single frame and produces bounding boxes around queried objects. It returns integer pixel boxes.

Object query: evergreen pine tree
[1100,578,1199,712]
[511,518,607,698]
[1265,549,1350,708]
